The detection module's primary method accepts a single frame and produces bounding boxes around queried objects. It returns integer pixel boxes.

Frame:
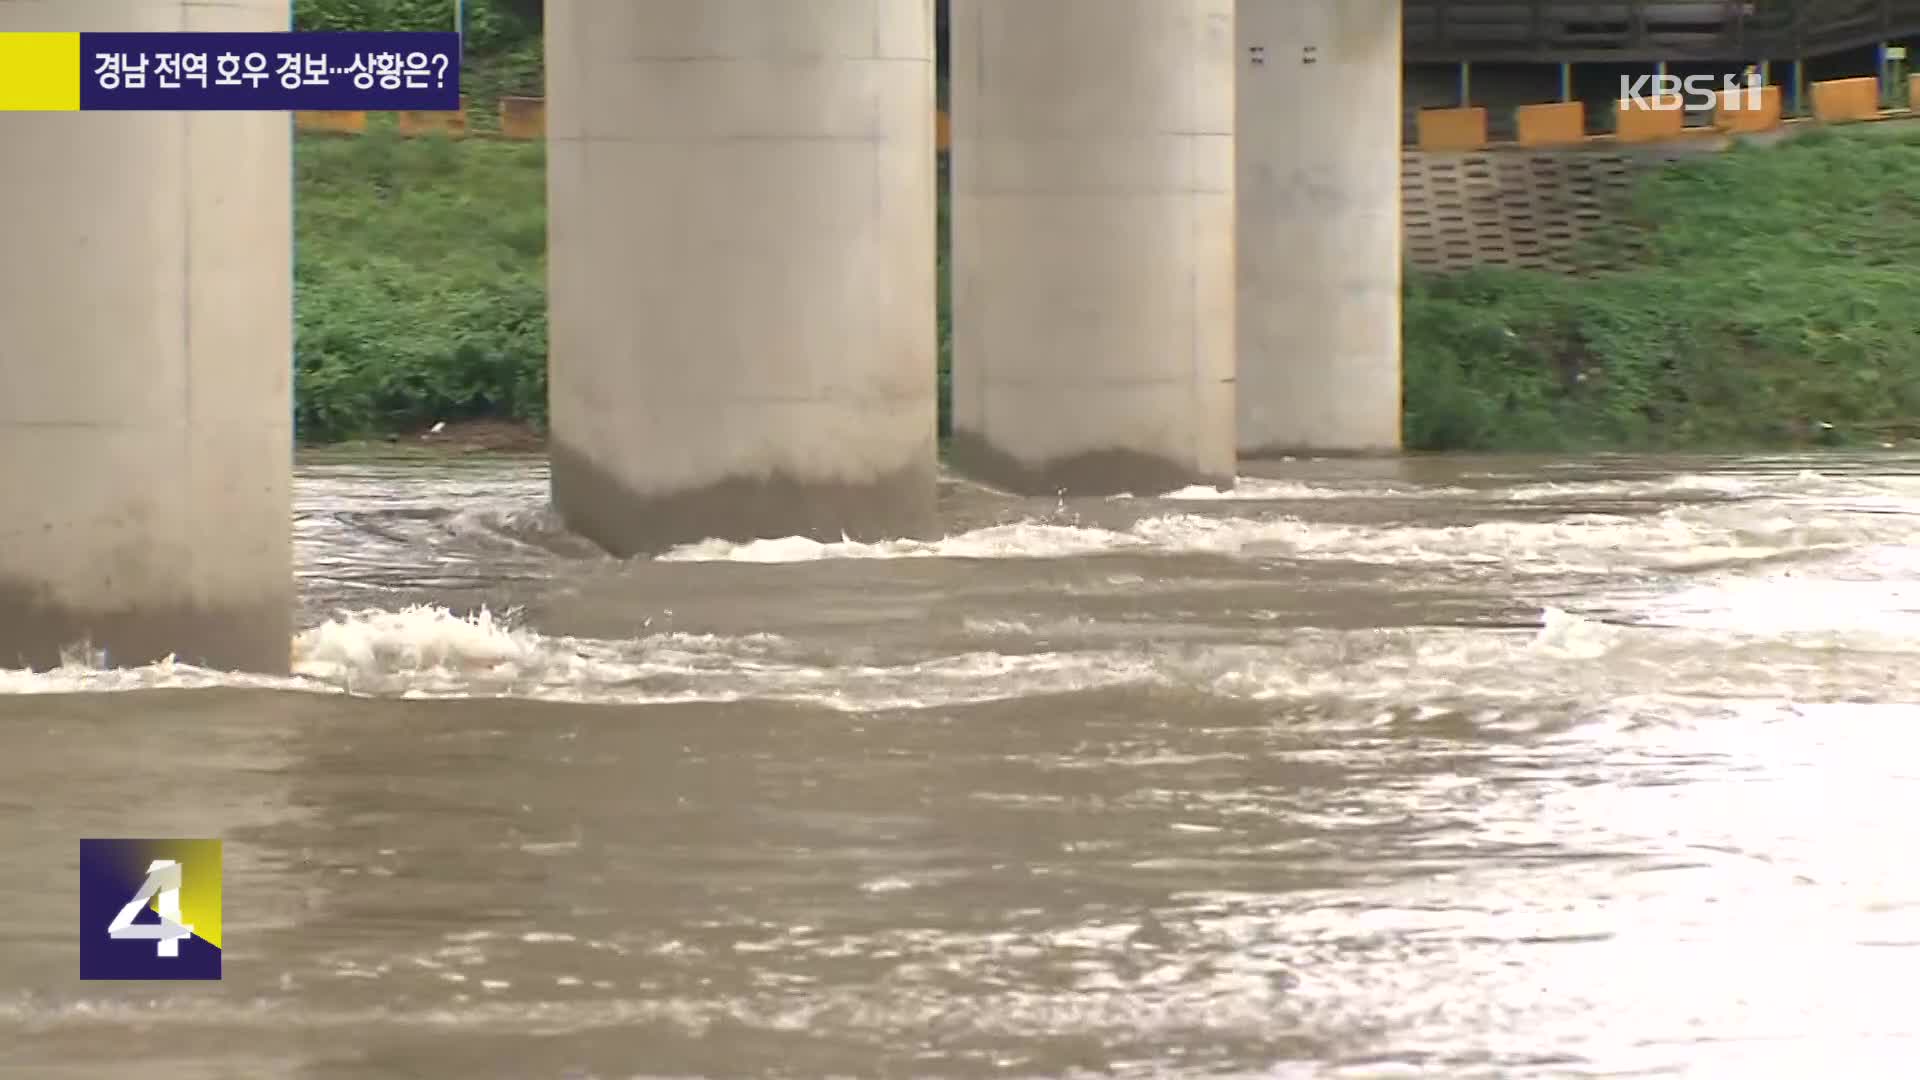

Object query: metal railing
[1405,0,1920,63]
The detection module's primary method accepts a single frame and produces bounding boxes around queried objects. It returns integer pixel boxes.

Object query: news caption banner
[0,31,460,111]
[79,839,223,981]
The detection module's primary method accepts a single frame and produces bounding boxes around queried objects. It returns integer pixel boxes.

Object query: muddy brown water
[4,451,1920,1078]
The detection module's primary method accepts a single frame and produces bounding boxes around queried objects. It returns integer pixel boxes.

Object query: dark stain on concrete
[0,578,293,675]
[948,430,1233,497]
[550,440,942,558]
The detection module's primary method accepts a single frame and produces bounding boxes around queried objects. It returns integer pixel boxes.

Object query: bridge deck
[1404,1,1918,64]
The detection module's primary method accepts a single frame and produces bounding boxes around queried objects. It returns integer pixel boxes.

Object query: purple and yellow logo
[78,839,222,981]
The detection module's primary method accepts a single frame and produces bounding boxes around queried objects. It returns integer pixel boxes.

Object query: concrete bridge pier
[950,0,1238,496]
[1237,0,1404,457]
[545,0,940,556]
[0,0,294,674]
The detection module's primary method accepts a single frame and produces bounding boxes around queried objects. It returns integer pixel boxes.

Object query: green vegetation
[296,132,545,441]
[296,0,536,54]
[937,159,953,441]
[292,0,544,442]
[290,22,1920,450]
[1408,127,1920,450]
[296,0,544,131]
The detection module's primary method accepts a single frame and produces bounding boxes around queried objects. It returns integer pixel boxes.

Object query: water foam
[1151,471,1815,504]
[3,602,1915,712]
[8,464,1917,708]
[1156,479,1473,501]
[659,522,1140,564]
[657,503,1917,572]
[1499,473,1764,502]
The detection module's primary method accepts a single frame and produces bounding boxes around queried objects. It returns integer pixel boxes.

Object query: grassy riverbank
[295,133,545,442]
[292,125,1920,450]
[1407,127,1920,450]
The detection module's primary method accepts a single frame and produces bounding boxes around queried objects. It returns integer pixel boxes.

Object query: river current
[3,452,1919,1078]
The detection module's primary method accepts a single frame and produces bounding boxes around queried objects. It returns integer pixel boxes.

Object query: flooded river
[4,452,1920,1078]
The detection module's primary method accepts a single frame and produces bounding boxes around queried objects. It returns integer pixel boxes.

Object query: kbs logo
[79,839,222,980]
[1621,72,1767,112]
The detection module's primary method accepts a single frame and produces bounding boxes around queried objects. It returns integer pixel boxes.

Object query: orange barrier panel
[1614,95,1685,142]
[1811,76,1879,122]
[499,96,544,140]
[295,110,366,135]
[1515,101,1585,146]
[1416,107,1488,151]
[1715,84,1782,133]
[936,109,951,152]
[397,96,469,138]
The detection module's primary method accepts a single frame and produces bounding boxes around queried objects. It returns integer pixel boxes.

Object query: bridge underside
[0,0,1406,671]
[1405,1,1916,65]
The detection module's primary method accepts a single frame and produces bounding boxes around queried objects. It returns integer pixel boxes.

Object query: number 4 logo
[106,859,195,957]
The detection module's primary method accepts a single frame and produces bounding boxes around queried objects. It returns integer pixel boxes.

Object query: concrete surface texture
[0,0,294,674]
[949,0,1238,495]
[544,0,940,556]
[1238,0,1404,456]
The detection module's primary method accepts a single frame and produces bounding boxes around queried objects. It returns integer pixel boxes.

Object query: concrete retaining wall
[1402,112,1920,274]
